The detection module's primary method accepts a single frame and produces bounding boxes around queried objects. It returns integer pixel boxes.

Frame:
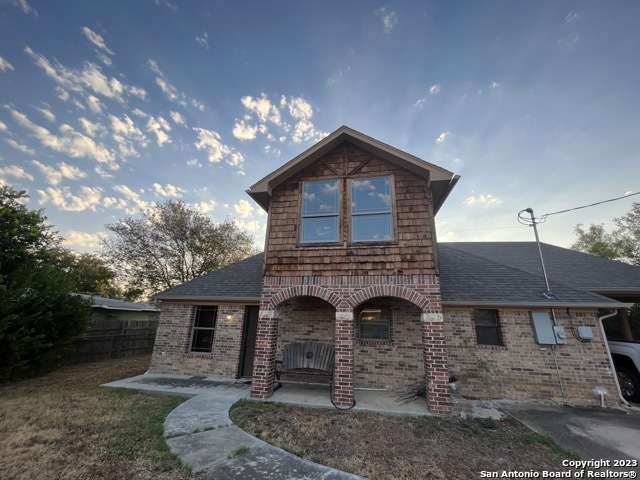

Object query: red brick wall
[444,308,619,406]
[150,302,248,377]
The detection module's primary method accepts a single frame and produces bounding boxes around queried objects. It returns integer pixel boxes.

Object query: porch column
[333,310,355,407]
[421,311,452,414]
[250,309,279,399]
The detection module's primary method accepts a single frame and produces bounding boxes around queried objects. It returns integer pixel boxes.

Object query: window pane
[351,176,391,214]
[191,329,214,352]
[302,180,339,216]
[352,214,392,242]
[301,216,339,243]
[360,309,390,340]
[195,308,217,328]
[476,326,501,346]
[473,309,498,327]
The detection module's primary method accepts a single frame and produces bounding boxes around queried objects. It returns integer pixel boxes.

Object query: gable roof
[151,244,640,309]
[247,125,460,214]
[152,253,264,302]
[77,294,159,312]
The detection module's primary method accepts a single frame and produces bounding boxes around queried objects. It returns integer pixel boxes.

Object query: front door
[240,306,259,378]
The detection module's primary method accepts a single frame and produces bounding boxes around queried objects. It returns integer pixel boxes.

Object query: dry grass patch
[230,399,579,480]
[0,355,193,480]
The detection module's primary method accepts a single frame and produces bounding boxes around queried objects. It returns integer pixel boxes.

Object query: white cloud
[0,165,34,183]
[241,94,282,124]
[8,0,36,15]
[169,111,186,126]
[86,95,103,113]
[31,160,87,185]
[375,7,397,33]
[232,119,258,140]
[152,182,183,197]
[193,127,244,168]
[186,158,201,167]
[109,114,148,154]
[196,32,209,49]
[25,46,146,103]
[55,87,70,101]
[148,59,205,111]
[291,119,325,143]
[429,84,440,95]
[489,81,500,89]
[233,218,263,234]
[32,105,56,122]
[564,11,579,23]
[286,97,313,120]
[64,230,106,249]
[94,165,114,179]
[0,121,7,131]
[436,131,451,144]
[327,66,350,86]
[146,116,172,146]
[79,117,106,137]
[234,199,254,218]
[464,194,501,206]
[81,27,114,55]
[192,200,216,214]
[6,138,35,154]
[413,98,427,109]
[37,185,103,212]
[6,106,118,168]
[112,185,149,213]
[0,56,14,72]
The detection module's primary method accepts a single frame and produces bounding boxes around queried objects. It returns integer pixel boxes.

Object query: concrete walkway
[103,373,366,479]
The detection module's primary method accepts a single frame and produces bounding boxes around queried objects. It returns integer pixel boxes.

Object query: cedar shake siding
[264,142,438,277]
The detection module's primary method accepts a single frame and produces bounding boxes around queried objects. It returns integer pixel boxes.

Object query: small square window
[190,306,217,353]
[473,309,502,346]
[359,308,390,341]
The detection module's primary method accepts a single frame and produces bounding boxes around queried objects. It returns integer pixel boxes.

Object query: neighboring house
[78,294,160,322]
[151,126,640,414]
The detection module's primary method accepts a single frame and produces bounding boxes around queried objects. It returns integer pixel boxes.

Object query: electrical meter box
[530,311,567,345]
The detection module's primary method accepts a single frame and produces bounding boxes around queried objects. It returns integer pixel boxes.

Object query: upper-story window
[350,176,394,242]
[300,179,340,243]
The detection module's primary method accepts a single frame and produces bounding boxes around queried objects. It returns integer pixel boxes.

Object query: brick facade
[150,302,249,378]
[249,274,453,413]
[444,308,618,406]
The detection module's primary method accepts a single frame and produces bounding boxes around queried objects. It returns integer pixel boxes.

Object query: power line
[518,191,640,226]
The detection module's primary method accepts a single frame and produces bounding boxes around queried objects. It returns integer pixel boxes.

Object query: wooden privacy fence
[66,318,159,364]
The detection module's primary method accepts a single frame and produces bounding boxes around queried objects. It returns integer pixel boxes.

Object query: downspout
[598,310,632,408]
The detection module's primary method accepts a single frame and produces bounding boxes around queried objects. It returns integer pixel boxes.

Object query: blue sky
[1,0,638,253]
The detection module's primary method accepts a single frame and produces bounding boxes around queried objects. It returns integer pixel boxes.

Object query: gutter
[153,296,261,303]
[598,310,632,408]
[442,301,630,309]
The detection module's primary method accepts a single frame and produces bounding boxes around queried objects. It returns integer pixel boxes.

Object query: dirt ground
[230,399,581,480]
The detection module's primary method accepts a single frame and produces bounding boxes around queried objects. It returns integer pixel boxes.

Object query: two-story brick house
[151,126,640,413]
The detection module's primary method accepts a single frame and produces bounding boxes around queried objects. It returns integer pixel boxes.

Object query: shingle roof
[442,242,640,299]
[151,244,640,308]
[152,253,264,301]
[438,244,623,308]
[78,294,159,312]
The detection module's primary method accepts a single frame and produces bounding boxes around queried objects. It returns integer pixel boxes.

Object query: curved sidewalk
[102,373,364,479]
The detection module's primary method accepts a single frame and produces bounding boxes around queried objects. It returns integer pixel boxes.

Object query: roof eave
[442,300,630,309]
[154,295,261,303]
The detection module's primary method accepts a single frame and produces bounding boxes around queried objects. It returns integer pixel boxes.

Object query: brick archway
[268,284,342,310]
[346,284,431,311]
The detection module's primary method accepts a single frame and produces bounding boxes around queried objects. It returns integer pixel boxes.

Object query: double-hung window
[473,309,502,346]
[350,176,394,243]
[300,179,340,243]
[190,306,217,353]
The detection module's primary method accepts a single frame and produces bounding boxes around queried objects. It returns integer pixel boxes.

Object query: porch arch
[347,285,431,311]
[269,284,343,310]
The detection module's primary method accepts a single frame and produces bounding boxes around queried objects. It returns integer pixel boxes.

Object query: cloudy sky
[1,0,638,253]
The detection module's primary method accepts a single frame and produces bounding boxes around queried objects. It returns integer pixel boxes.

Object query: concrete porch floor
[268,383,432,416]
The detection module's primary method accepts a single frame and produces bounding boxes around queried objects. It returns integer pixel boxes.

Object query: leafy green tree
[102,200,257,300]
[571,201,639,266]
[48,247,121,298]
[0,186,91,382]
